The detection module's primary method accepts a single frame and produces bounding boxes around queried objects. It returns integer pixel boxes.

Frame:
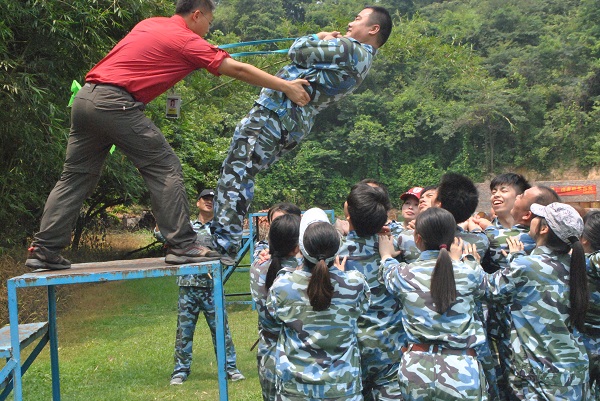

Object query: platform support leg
[48,286,61,400]
[213,263,229,401]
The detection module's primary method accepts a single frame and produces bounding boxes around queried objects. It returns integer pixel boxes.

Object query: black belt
[402,343,477,357]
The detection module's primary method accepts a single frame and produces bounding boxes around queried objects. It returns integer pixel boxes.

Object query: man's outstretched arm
[217,58,310,106]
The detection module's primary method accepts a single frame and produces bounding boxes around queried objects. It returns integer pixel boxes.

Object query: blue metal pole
[48,286,60,400]
[249,215,256,265]
[6,280,22,401]
[212,262,229,401]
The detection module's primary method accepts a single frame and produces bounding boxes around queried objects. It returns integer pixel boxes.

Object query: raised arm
[217,58,310,106]
[288,34,364,69]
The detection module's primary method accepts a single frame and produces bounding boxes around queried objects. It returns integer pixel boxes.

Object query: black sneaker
[25,246,71,270]
[220,254,237,266]
[165,240,221,264]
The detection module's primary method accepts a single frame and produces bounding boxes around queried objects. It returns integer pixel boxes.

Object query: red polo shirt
[86,15,230,104]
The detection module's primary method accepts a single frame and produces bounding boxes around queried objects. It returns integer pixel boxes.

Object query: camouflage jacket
[486,246,589,386]
[256,35,375,136]
[250,256,299,360]
[386,222,421,263]
[397,229,421,264]
[155,220,213,287]
[388,220,404,237]
[379,250,487,349]
[484,223,535,272]
[583,251,600,354]
[456,225,490,260]
[267,265,370,398]
[339,231,406,367]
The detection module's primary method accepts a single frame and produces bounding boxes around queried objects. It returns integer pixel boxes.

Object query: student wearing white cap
[266,208,370,400]
[487,202,590,399]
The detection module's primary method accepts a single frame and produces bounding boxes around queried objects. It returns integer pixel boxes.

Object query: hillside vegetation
[1,0,599,247]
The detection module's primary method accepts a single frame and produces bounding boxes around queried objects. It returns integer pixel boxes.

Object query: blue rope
[217,38,295,50]
[229,49,290,58]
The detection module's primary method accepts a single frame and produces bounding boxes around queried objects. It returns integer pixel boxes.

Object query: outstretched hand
[257,248,271,264]
[449,237,464,261]
[334,255,348,271]
[316,31,342,40]
[285,79,311,106]
[501,236,524,257]
[378,234,401,260]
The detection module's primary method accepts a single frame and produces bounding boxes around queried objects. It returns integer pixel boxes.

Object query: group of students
[249,173,600,401]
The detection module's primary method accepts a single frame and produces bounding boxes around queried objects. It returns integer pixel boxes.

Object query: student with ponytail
[267,208,370,400]
[250,213,301,401]
[378,207,488,400]
[582,211,600,400]
[487,202,590,399]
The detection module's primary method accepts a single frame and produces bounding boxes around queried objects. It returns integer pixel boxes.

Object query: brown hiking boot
[25,246,71,270]
[165,240,221,264]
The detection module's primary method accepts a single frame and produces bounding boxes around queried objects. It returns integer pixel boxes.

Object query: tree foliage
[2,0,600,247]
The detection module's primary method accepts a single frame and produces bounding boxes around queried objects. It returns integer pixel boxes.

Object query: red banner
[550,185,597,196]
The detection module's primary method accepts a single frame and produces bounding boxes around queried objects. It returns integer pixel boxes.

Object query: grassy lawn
[15,268,262,400]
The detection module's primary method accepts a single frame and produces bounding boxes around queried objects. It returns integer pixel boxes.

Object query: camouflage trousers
[362,362,403,401]
[172,286,238,378]
[257,341,277,401]
[507,376,589,400]
[398,350,488,401]
[213,106,304,255]
[276,394,363,401]
[590,353,600,401]
[487,303,513,401]
[476,339,503,401]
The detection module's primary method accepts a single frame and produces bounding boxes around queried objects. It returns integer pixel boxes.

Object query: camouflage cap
[530,202,583,244]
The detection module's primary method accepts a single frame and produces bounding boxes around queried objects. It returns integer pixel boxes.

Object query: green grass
[15,268,263,400]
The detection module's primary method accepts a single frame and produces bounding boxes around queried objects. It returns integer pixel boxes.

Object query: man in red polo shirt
[25,0,310,270]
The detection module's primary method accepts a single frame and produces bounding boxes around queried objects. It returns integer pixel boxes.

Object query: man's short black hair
[436,173,479,224]
[346,183,390,236]
[176,0,215,15]
[490,173,530,195]
[366,6,393,47]
[532,185,561,206]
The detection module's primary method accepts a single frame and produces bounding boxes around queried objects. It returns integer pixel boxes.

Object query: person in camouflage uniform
[582,211,600,401]
[435,173,500,400]
[267,208,370,400]
[388,187,423,264]
[210,7,393,261]
[338,183,405,400]
[471,177,542,400]
[473,173,532,273]
[250,210,301,401]
[155,189,244,385]
[378,207,488,401]
[486,202,590,400]
[391,186,439,265]
[418,185,438,213]
[487,173,531,233]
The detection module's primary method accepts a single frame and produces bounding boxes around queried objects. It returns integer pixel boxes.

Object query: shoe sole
[25,258,71,270]
[165,254,221,264]
[220,256,237,266]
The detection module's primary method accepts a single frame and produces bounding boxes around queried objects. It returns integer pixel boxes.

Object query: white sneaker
[228,372,246,382]
[170,376,185,385]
